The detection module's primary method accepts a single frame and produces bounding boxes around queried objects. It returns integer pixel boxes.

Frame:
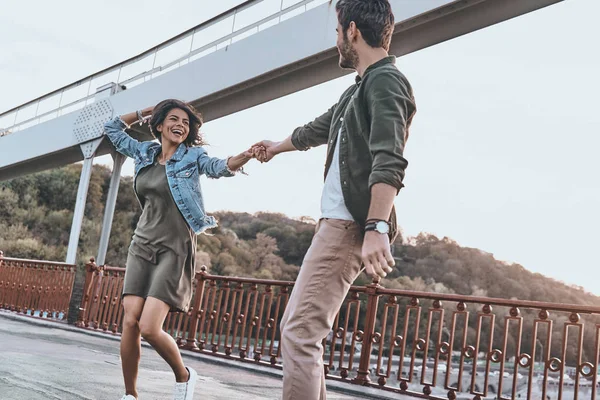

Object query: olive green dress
[122,161,196,312]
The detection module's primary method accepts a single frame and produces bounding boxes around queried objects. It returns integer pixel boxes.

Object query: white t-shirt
[320,127,354,221]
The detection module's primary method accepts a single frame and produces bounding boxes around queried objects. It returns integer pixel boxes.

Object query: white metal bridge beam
[0,0,562,182]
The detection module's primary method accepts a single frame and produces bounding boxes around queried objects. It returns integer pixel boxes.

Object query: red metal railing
[332,287,600,400]
[0,251,76,320]
[3,253,599,399]
[76,260,293,363]
[76,261,126,332]
[75,258,600,399]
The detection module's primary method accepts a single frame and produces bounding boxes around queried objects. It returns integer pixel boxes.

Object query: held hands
[361,231,395,281]
[249,140,278,163]
[231,140,277,171]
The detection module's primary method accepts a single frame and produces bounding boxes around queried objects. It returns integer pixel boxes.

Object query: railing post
[87,264,105,329]
[353,279,381,385]
[0,251,4,308]
[182,266,208,351]
[70,258,96,326]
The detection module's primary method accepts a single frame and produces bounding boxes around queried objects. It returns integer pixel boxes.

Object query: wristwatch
[364,220,390,234]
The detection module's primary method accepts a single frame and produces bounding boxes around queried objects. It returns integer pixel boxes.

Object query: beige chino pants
[280,218,365,400]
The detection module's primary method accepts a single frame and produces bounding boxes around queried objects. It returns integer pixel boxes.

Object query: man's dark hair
[149,99,205,147]
[335,0,395,51]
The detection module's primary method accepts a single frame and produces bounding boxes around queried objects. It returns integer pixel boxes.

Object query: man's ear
[348,21,359,42]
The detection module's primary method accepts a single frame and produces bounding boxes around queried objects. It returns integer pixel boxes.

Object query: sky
[1,0,599,295]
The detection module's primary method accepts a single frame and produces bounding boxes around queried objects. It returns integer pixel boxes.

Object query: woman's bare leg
[121,295,146,399]
[138,297,188,382]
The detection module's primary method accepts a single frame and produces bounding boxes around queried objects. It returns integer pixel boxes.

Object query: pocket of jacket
[175,163,199,178]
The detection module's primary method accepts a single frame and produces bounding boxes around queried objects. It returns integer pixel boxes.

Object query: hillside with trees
[1,163,598,305]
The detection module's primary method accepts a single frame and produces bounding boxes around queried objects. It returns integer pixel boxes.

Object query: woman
[104,99,253,400]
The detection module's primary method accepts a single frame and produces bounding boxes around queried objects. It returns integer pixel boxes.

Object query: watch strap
[365,222,378,232]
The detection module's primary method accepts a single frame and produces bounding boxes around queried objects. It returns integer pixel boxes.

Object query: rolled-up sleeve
[366,73,415,193]
[103,116,141,159]
[197,148,234,179]
[291,104,335,151]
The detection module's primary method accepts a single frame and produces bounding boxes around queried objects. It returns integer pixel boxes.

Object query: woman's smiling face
[157,108,190,146]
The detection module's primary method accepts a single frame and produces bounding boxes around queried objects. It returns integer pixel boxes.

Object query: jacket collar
[355,55,396,84]
[170,143,188,162]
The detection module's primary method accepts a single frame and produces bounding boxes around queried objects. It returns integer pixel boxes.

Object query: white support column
[65,138,102,265]
[96,151,126,266]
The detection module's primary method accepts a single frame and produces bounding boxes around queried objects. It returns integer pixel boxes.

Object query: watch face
[376,221,390,234]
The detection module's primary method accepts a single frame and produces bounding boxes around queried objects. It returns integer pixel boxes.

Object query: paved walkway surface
[0,312,392,400]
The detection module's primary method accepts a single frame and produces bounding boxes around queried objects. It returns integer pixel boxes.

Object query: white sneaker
[173,367,197,400]
[121,396,137,400]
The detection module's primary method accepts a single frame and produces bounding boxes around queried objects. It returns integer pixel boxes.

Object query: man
[253,1,416,398]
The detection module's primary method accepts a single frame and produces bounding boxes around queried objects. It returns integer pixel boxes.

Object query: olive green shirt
[291,56,416,232]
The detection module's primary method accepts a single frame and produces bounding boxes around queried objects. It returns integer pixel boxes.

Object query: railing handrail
[376,287,600,315]
[0,0,260,117]
[99,265,127,273]
[97,263,600,315]
[99,263,296,287]
[1,256,75,268]
[194,272,297,287]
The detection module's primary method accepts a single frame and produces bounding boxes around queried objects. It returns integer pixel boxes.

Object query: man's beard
[338,36,359,70]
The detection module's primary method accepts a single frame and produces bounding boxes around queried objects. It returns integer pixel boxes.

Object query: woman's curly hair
[148,99,205,147]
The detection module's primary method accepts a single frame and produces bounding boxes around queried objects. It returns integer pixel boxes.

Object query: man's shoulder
[364,66,414,99]
[340,83,357,98]
[365,65,409,87]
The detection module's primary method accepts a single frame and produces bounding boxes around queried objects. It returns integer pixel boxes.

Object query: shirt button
[342,161,345,165]
[343,181,347,185]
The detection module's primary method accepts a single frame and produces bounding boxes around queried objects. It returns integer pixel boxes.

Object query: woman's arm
[227,149,253,172]
[197,148,253,178]
[103,107,153,159]
[120,106,153,127]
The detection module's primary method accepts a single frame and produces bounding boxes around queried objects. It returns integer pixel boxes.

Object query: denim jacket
[103,116,235,234]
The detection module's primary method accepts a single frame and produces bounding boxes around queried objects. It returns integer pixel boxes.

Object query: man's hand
[252,140,279,163]
[250,145,267,162]
[361,231,395,280]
